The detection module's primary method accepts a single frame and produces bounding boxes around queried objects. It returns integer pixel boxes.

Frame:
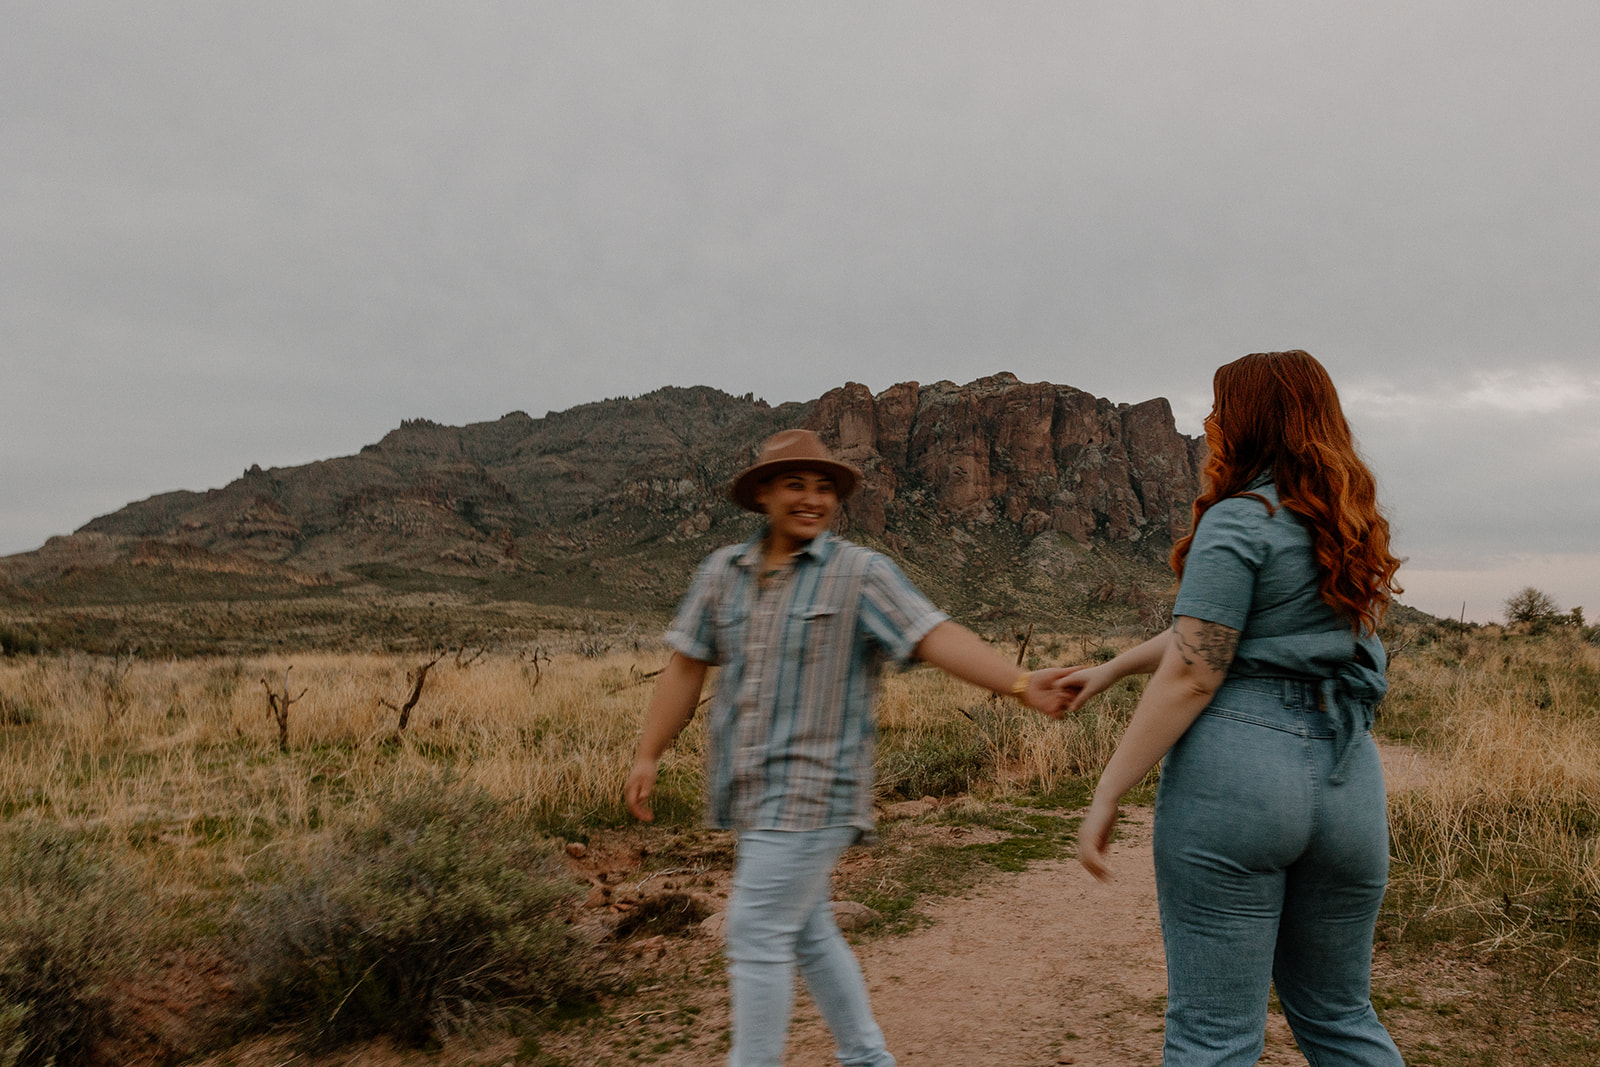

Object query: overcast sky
[4,2,1597,622]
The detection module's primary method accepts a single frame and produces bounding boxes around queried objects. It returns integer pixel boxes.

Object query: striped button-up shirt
[665,531,948,833]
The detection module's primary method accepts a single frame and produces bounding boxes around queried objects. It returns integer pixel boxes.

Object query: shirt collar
[1245,469,1275,491]
[735,528,835,569]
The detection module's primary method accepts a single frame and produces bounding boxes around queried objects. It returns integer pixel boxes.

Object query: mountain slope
[3,374,1203,623]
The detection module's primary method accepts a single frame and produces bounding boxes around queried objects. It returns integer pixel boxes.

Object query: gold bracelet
[1008,673,1030,701]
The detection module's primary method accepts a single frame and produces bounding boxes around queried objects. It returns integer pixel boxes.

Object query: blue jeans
[725,827,895,1067]
[1153,678,1404,1066]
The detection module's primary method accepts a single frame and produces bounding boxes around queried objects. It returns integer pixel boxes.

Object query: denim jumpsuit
[1161,477,1405,1066]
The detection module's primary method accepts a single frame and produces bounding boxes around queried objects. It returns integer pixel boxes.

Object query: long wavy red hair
[1171,351,1402,633]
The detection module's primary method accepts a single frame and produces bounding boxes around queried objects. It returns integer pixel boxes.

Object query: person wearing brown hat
[625,428,1074,1067]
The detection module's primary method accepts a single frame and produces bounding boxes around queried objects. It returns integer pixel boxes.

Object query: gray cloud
[5,2,1598,616]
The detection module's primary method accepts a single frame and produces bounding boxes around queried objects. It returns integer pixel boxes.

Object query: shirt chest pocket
[793,604,844,665]
[715,599,749,653]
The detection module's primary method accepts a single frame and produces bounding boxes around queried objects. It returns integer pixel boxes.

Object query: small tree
[260,667,307,754]
[1504,587,1560,628]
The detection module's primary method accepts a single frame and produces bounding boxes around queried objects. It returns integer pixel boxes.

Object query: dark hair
[1172,350,1403,632]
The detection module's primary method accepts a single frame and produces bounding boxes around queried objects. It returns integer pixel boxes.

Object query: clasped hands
[1022,661,1119,719]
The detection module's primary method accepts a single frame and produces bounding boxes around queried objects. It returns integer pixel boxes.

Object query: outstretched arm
[1078,615,1239,880]
[1058,629,1177,710]
[913,621,1074,718]
[624,652,710,821]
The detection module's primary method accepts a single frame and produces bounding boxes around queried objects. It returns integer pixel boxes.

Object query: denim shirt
[1172,473,1388,780]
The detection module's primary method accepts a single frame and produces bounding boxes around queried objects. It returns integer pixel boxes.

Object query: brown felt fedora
[729,429,860,512]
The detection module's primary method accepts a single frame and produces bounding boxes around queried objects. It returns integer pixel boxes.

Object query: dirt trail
[785,807,1307,1066]
[780,744,1429,1066]
[792,809,1167,1065]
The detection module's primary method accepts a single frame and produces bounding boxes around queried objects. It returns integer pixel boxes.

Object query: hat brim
[729,458,860,512]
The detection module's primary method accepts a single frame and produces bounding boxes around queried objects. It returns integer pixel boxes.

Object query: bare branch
[1013,623,1034,668]
[259,666,302,753]
[389,652,446,735]
[520,641,553,694]
[605,662,669,695]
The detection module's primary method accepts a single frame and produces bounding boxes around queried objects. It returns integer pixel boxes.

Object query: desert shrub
[0,1004,27,1067]
[1505,586,1561,630]
[877,719,990,799]
[0,628,39,658]
[0,697,35,727]
[231,776,596,1049]
[0,824,149,1067]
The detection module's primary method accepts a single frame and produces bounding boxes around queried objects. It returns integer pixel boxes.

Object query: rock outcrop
[808,373,1200,547]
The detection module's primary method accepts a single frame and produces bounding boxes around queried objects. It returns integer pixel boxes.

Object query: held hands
[624,758,658,822]
[1020,668,1078,719]
[1058,663,1119,712]
[1019,664,1120,719]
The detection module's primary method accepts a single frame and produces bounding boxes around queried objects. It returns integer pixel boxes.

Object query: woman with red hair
[1067,351,1405,1065]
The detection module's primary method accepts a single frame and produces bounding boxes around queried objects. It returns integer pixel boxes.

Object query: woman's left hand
[1060,663,1118,711]
[1077,796,1121,881]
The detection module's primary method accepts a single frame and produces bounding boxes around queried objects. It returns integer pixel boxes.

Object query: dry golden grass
[0,636,1130,906]
[1382,627,1600,965]
[0,648,686,845]
[4,625,1594,954]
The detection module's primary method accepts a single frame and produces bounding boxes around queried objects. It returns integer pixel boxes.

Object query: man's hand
[624,653,708,822]
[624,758,659,822]
[1022,667,1077,718]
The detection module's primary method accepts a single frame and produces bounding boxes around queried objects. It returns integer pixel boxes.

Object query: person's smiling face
[756,469,838,551]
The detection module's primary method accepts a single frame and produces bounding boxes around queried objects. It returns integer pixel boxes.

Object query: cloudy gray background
[4,2,1596,622]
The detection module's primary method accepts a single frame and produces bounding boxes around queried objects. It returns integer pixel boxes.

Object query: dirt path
[783,807,1300,1066]
[779,744,1432,1066]
[792,808,1167,1065]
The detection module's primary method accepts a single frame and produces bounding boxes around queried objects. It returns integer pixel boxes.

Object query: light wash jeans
[1153,677,1405,1066]
[724,826,895,1067]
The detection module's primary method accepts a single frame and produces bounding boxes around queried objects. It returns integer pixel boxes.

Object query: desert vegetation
[1382,625,1600,1015]
[0,616,1596,1062]
[0,633,1134,1063]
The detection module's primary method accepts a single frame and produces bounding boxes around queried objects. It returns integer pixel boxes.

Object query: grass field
[0,616,1597,1063]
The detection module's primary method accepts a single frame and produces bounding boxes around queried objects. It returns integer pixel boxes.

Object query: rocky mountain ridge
[3,374,1203,618]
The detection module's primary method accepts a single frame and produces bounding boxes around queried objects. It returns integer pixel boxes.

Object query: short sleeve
[857,553,949,666]
[1171,496,1270,631]
[663,553,725,664]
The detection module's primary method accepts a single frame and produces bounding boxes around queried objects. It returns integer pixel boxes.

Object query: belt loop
[1281,678,1296,708]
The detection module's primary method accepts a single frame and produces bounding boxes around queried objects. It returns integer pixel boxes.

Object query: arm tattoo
[1176,621,1240,674]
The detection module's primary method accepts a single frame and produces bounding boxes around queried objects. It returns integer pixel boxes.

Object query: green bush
[231,777,597,1049]
[0,825,148,1067]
